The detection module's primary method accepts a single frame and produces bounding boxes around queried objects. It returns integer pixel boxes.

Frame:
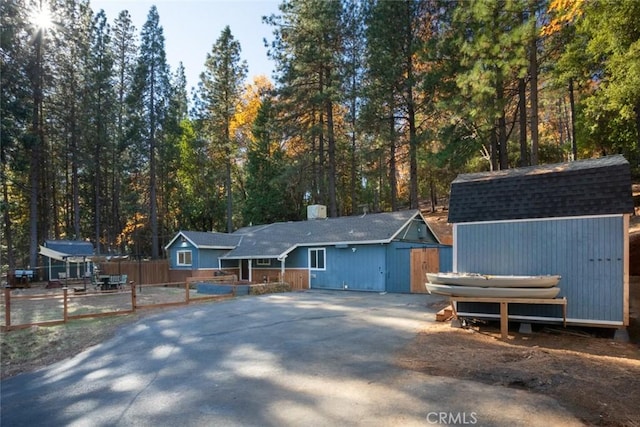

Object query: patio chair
[90,274,99,290]
[109,275,120,290]
[118,274,128,289]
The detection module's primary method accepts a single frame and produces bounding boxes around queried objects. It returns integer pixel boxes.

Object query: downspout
[278,255,287,282]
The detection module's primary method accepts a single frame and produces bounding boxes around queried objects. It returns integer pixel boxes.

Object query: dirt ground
[399,277,640,427]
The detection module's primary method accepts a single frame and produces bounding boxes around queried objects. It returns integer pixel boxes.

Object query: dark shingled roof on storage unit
[448,155,634,224]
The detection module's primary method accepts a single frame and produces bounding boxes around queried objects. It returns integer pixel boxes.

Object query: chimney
[307,204,327,220]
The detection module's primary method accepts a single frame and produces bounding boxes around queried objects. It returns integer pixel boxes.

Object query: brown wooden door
[410,248,439,293]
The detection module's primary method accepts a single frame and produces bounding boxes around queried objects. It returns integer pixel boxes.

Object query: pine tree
[111,9,138,252]
[265,0,344,217]
[129,5,171,258]
[363,0,429,209]
[197,25,247,232]
[451,0,529,170]
[244,97,293,224]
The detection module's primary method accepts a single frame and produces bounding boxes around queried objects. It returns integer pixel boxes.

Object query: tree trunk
[150,68,159,258]
[326,98,338,218]
[389,107,398,211]
[518,77,528,166]
[350,76,358,216]
[529,8,539,166]
[569,79,577,161]
[490,126,499,171]
[29,31,43,271]
[2,167,15,270]
[634,102,640,167]
[429,178,437,213]
[408,95,418,210]
[225,152,233,233]
[496,69,508,170]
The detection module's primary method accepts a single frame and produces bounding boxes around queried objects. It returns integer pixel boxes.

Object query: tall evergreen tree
[451,0,529,170]
[110,9,138,252]
[566,0,640,167]
[129,5,171,258]
[0,0,32,270]
[244,97,293,224]
[342,0,365,215]
[197,25,247,232]
[85,9,116,251]
[265,0,344,217]
[363,0,429,209]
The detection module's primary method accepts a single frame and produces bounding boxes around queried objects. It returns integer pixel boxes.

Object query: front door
[240,259,249,281]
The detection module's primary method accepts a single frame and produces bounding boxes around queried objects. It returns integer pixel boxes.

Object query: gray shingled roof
[44,240,94,256]
[177,231,242,249]
[448,155,634,223]
[223,209,423,259]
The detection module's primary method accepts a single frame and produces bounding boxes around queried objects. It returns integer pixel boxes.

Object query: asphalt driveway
[1,291,582,426]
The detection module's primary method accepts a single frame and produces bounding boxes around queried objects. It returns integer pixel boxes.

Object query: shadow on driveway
[1,291,582,426]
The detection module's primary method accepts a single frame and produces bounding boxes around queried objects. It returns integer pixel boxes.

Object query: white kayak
[424,282,561,299]
[426,272,561,288]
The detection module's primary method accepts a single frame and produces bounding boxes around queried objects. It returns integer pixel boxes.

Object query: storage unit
[448,155,634,327]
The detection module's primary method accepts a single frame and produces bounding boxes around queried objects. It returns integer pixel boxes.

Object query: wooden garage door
[410,248,439,293]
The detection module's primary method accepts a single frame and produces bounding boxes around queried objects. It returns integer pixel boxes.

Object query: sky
[90,0,281,90]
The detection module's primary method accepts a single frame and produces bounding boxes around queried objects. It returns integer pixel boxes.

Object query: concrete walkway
[0,291,583,426]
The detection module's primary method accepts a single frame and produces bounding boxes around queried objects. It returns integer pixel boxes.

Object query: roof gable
[166,231,242,249]
[448,155,634,223]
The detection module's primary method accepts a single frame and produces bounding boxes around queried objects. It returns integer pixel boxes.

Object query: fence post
[63,287,68,323]
[131,282,137,311]
[4,287,11,329]
[185,281,190,304]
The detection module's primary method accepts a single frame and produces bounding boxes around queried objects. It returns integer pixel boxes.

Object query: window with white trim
[309,248,326,270]
[177,250,192,266]
[256,259,270,266]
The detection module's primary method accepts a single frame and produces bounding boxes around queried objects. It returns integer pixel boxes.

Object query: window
[309,248,326,270]
[177,250,192,266]
[256,259,270,266]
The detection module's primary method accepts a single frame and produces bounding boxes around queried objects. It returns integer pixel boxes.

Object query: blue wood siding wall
[199,249,227,269]
[167,241,198,269]
[167,243,229,271]
[285,247,308,267]
[455,216,625,324]
[308,245,386,291]
[439,247,453,273]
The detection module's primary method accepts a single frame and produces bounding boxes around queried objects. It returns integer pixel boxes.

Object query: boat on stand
[425,272,562,299]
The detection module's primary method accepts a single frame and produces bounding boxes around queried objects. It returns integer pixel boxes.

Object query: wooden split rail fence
[1,276,239,332]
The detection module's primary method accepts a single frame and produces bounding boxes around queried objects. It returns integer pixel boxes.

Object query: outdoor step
[436,305,453,322]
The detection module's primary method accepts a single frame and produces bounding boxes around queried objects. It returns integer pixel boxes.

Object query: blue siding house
[448,155,634,328]
[165,209,452,293]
